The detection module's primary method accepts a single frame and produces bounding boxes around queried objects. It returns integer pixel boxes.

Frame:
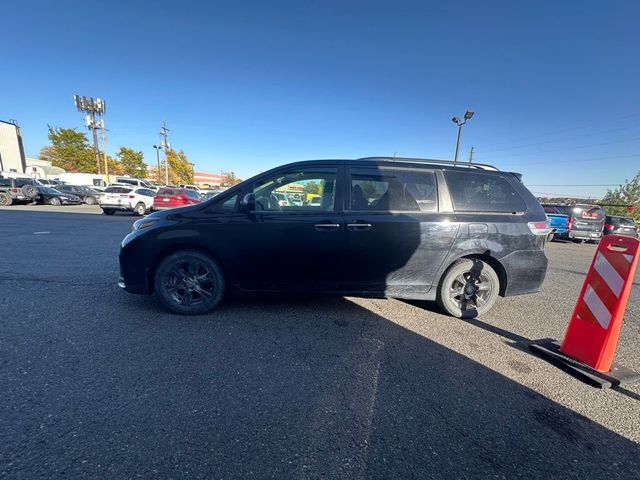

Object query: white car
[98,186,155,216]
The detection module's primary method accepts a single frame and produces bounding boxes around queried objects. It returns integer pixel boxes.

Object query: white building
[0,120,27,173]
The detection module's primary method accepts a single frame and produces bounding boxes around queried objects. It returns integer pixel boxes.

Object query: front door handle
[347,222,372,231]
[315,223,340,231]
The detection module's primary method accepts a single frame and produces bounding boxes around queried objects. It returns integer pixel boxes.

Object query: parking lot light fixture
[153,145,163,184]
[452,110,475,165]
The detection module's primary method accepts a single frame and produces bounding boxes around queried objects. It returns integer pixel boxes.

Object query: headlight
[132,219,158,232]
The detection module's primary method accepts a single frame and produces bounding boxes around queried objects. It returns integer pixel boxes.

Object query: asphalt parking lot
[1,206,639,479]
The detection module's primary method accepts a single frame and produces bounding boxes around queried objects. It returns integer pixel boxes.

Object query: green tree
[303,181,321,195]
[165,149,194,185]
[600,172,640,221]
[221,171,242,187]
[39,126,96,173]
[116,147,147,178]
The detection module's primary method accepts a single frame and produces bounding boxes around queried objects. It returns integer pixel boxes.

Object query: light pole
[153,145,163,184]
[452,110,474,165]
[190,163,195,184]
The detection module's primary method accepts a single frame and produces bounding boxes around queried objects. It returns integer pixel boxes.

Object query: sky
[2,0,639,197]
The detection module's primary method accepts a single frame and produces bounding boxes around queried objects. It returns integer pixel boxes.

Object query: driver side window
[252,169,337,212]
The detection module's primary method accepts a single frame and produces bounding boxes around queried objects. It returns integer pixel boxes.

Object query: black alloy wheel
[154,250,225,315]
[437,258,500,318]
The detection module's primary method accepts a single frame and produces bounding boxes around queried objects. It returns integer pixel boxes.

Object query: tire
[0,193,13,206]
[547,232,555,242]
[154,250,225,315]
[21,184,38,198]
[49,197,62,206]
[572,239,583,244]
[134,202,146,216]
[85,196,97,205]
[436,258,500,319]
[102,208,115,215]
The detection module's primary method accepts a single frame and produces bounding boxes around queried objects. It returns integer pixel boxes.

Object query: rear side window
[135,188,154,197]
[349,168,437,212]
[105,187,132,194]
[444,171,526,213]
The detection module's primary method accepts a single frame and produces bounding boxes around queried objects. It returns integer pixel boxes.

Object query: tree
[116,147,147,178]
[600,172,640,221]
[165,149,194,185]
[39,126,96,173]
[303,181,321,195]
[221,171,242,187]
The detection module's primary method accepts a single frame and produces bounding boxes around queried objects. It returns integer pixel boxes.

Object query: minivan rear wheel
[437,258,500,319]
[154,250,225,315]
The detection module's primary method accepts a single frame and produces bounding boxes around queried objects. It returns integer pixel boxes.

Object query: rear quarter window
[444,171,526,213]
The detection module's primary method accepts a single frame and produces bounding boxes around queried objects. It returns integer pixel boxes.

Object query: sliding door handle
[315,223,340,231]
[347,222,372,231]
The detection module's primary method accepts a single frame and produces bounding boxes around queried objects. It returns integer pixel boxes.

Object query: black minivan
[119,158,550,318]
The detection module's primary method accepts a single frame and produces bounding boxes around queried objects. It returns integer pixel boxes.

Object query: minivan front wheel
[437,258,499,319]
[154,250,225,315]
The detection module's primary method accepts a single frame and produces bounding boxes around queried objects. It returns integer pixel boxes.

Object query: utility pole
[90,114,101,175]
[468,145,475,164]
[451,110,475,165]
[100,120,109,180]
[160,120,171,185]
[74,96,106,175]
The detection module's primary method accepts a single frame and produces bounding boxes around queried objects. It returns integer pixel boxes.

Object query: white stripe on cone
[583,285,612,329]
[594,252,624,297]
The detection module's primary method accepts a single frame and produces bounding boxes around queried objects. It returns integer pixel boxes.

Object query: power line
[478,124,640,154]
[507,153,639,166]
[475,135,640,160]
[526,184,620,187]
[478,111,640,150]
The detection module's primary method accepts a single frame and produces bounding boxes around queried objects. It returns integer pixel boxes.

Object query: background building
[0,120,27,173]
[193,171,225,188]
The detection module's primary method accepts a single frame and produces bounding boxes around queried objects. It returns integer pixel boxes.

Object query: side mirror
[240,192,256,211]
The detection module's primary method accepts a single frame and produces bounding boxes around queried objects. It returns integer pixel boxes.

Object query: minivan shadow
[5,281,640,478]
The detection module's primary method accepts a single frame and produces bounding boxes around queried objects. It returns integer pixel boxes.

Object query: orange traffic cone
[530,235,640,389]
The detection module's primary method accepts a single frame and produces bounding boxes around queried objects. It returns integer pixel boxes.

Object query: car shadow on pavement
[5,287,640,479]
[402,299,640,402]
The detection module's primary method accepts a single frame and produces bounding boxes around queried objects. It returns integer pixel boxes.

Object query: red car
[153,187,203,211]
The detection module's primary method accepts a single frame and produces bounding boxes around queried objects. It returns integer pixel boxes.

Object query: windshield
[38,186,60,194]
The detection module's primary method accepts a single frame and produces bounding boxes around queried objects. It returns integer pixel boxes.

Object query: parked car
[37,179,60,188]
[0,176,40,206]
[99,186,155,215]
[603,215,638,237]
[153,187,203,210]
[119,157,550,318]
[115,177,156,190]
[542,204,605,242]
[54,184,101,204]
[35,186,81,206]
[545,213,569,242]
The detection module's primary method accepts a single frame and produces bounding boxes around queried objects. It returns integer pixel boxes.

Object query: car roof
[266,157,519,176]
